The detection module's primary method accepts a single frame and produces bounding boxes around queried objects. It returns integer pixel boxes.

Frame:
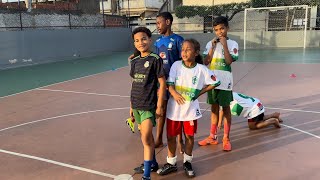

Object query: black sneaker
[141,176,151,180]
[134,163,159,174]
[183,161,195,178]
[156,163,178,176]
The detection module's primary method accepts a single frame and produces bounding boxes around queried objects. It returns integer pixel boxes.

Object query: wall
[0,28,132,69]
[151,30,320,52]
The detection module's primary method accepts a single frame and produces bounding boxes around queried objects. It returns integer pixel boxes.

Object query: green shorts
[207,89,233,107]
[132,109,156,127]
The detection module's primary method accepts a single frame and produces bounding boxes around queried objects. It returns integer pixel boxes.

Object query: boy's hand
[211,37,219,48]
[156,106,164,119]
[173,92,186,105]
[219,36,228,47]
[129,108,134,119]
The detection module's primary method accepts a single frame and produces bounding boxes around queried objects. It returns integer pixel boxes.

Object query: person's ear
[165,19,171,26]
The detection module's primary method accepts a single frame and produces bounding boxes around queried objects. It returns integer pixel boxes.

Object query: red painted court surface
[1,62,320,180]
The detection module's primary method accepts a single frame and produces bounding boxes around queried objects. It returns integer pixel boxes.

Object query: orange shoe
[223,137,232,151]
[198,136,218,146]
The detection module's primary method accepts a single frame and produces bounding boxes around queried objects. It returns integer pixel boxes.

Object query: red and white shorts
[166,118,198,137]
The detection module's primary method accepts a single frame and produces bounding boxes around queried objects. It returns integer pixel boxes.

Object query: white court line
[0,66,128,99]
[281,124,320,139]
[200,101,320,115]
[264,106,320,114]
[0,107,129,133]
[37,88,130,98]
[0,149,116,179]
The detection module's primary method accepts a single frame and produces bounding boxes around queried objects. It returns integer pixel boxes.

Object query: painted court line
[0,149,116,179]
[0,66,128,99]
[281,124,320,139]
[264,106,320,114]
[0,107,129,133]
[37,88,130,98]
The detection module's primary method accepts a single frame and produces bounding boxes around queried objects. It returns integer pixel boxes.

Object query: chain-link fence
[172,0,320,33]
[0,0,127,31]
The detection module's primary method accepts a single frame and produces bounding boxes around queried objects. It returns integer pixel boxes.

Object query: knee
[185,135,194,143]
[141,134,153,146]
[167,136,176,143]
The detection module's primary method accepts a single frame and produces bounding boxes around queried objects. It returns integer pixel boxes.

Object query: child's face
[181,41,199,62]
[213,24,229,38]
[133,32,151,53]
[156,16,170,34]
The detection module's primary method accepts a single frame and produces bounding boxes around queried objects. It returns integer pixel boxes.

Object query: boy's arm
[168,85,185,105]
[156,76,166,117]
[204,41,215,66]
[219,37,233,65]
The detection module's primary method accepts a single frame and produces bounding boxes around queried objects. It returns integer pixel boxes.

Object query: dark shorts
[207,89,233,107]
[248,113,265,123]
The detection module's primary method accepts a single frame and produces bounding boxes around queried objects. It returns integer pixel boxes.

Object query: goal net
[244,5,308,49]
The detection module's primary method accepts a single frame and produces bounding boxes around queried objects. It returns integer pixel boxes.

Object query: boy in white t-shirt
[157,39,220,178]
[218,92,282,130]
[199,16,239,151]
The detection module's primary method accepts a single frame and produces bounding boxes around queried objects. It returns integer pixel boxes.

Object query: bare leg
[256,118,281,129]
[155,101,167,148]
[184,135,194,157]
[167,136,177,158]
[263,112,281,121]
[222,106,232,139]
[177,132,184,154]
[211,104,220,129]
[140,119,155,161]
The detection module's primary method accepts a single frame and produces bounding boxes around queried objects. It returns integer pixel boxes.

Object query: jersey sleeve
[204,67,220,87]
[167,62,177,86]
[203,41,212,55]
[176,36,184,59]
[155,57,165,78]
[129,60,135,78]
[230,41,239,62]
[153,39,159,55]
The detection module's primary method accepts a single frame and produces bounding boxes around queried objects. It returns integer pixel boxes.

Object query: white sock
[184,153,193,163]
[167,156,177,165]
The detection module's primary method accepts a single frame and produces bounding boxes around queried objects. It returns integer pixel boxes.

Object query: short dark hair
[132,27,152,39]
[157,12,173,24]
[213,16,229,27]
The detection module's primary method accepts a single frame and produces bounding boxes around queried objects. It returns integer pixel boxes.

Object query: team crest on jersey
[196,109,201,116]
[257,102,263,111]
[168,42,173,50]
[160,52,166,59]
[228,82,231,89]
[211,75,217,81]
[192,76,198,85]
[144,61,149,68]
[233,48,238,54]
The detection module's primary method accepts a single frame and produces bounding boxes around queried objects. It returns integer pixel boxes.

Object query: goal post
[243,5,308,49]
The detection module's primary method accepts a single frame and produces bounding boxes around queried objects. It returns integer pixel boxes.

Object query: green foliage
[175,2,250,19]
[251,0,320,7]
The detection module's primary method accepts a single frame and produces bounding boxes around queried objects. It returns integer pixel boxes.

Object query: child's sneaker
[134,163,159,174]
[183,161,195,178]
[157,163,178,176]
[126,117,135,133]
[198,136,218,146]
[223,137,232,151]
